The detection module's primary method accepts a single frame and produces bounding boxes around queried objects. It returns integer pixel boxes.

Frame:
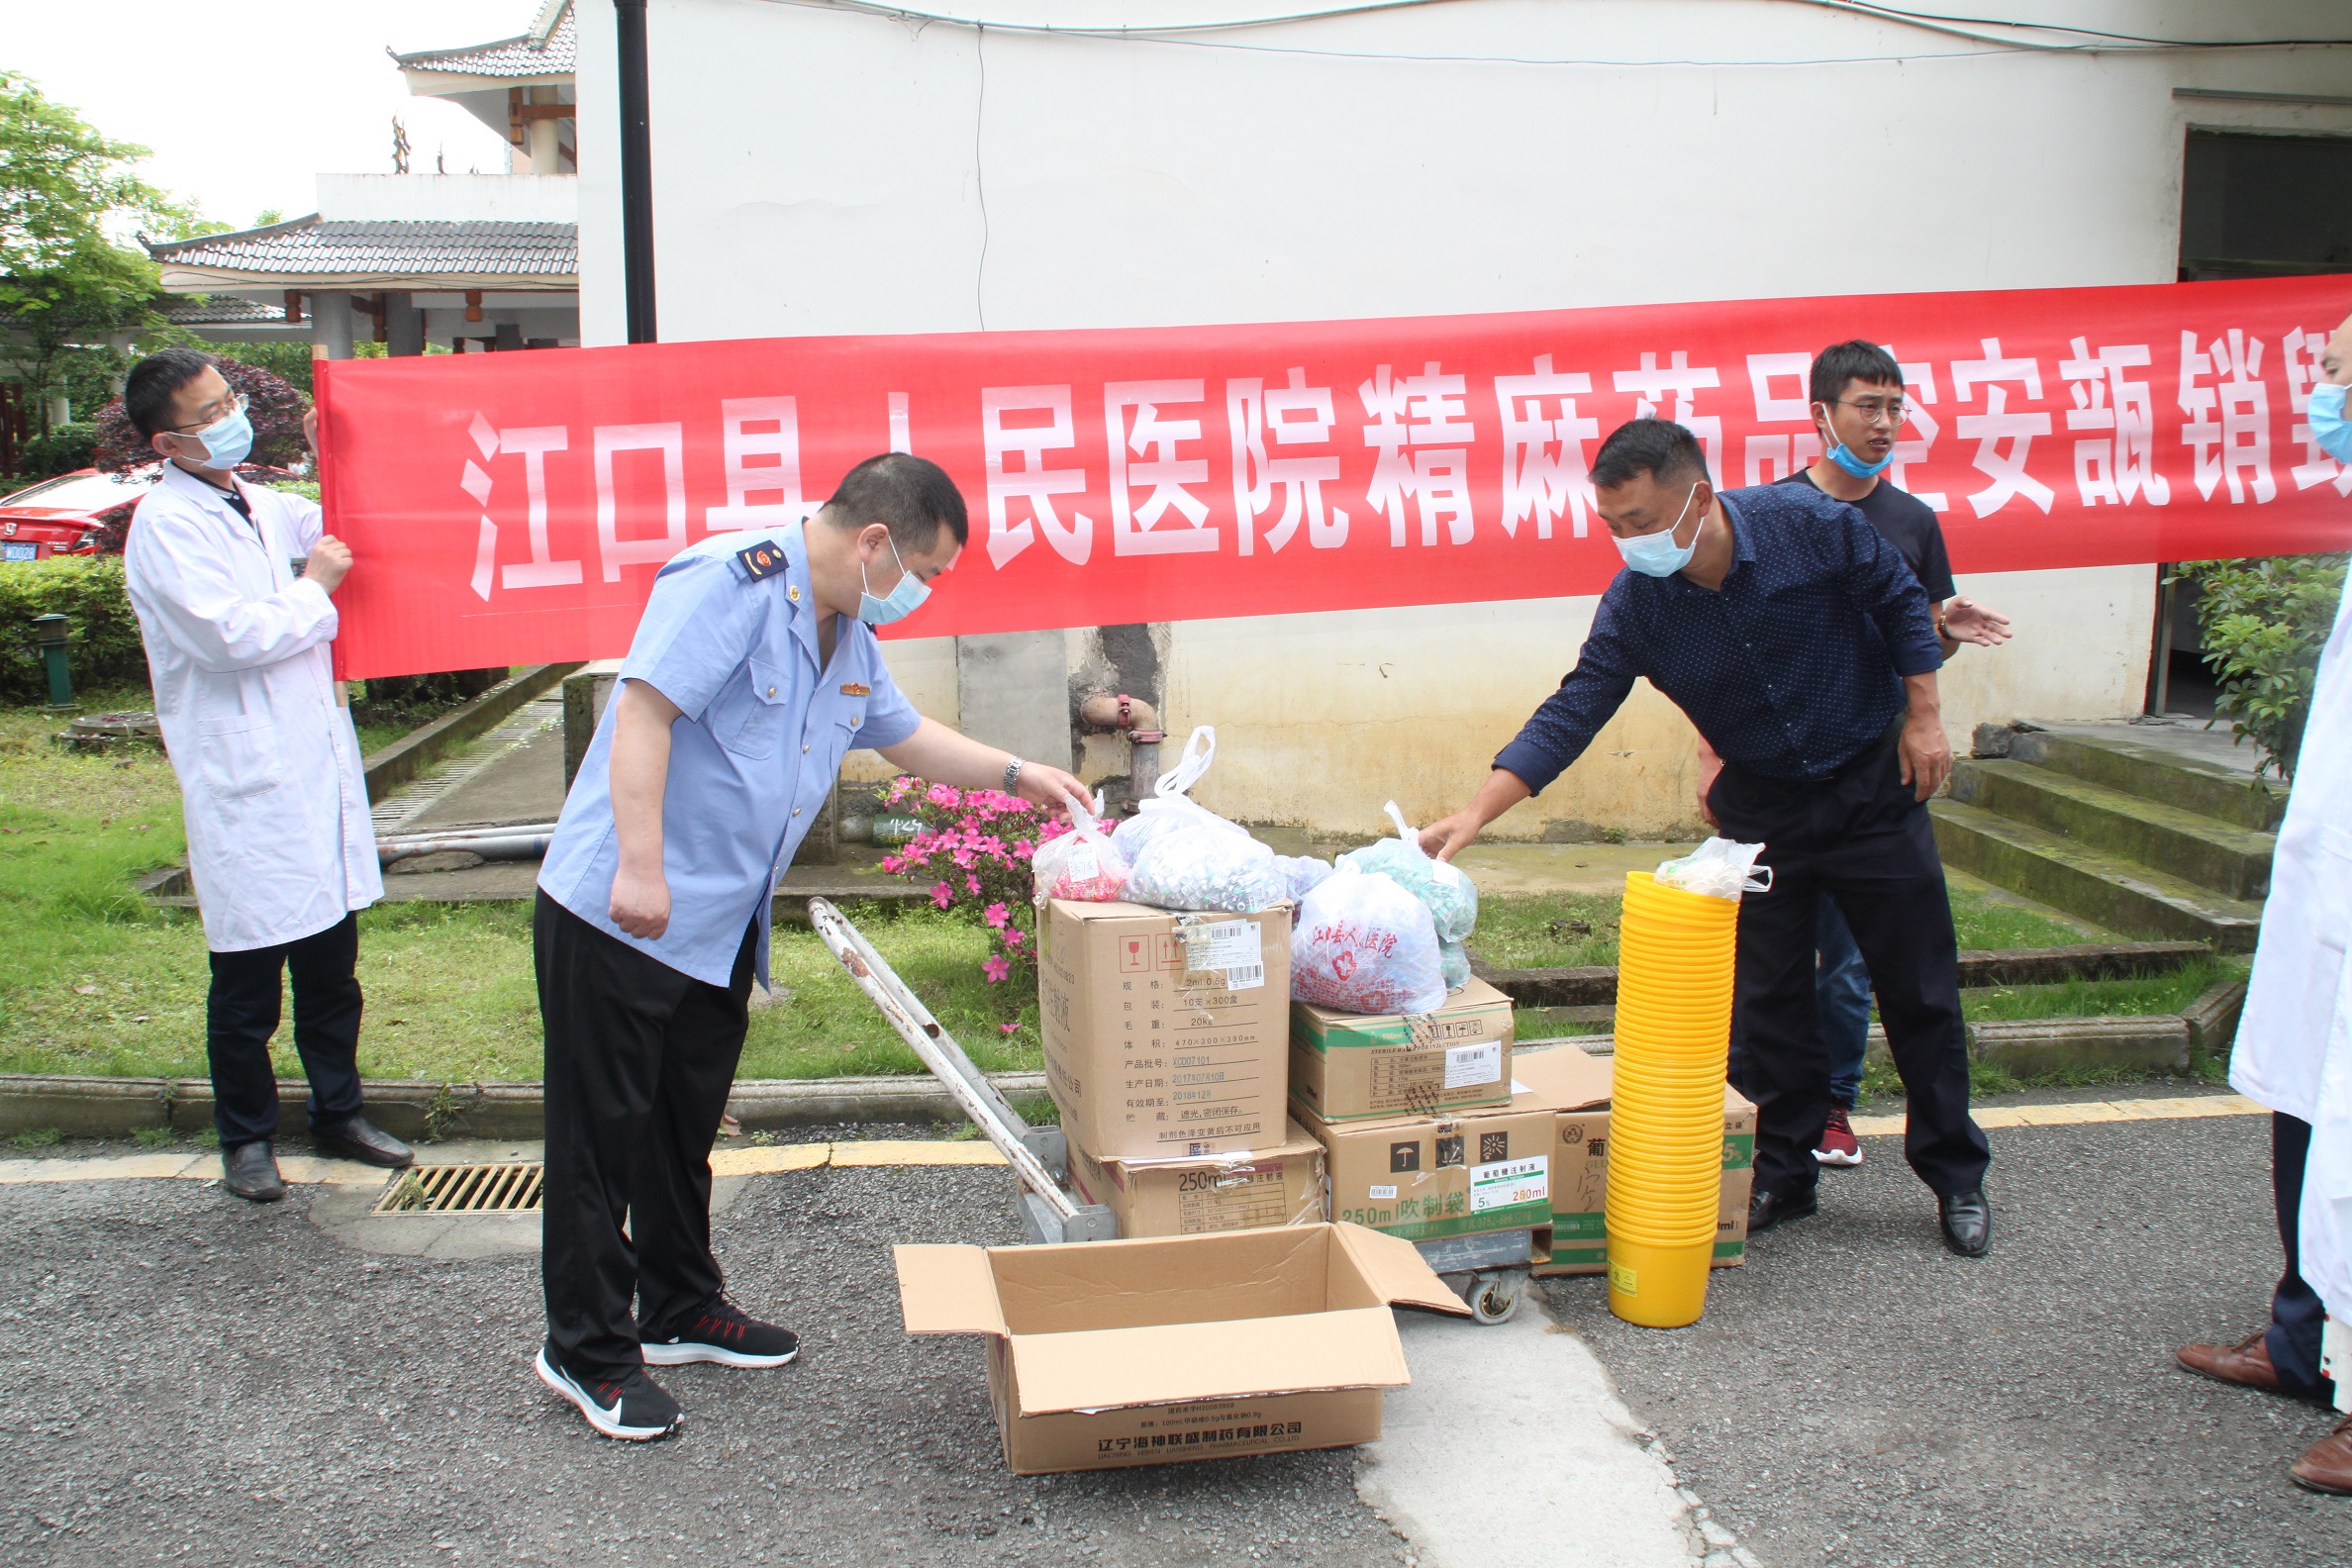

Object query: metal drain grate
[371,1162,545,1216]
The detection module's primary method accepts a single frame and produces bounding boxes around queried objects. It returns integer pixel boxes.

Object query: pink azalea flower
[1002,929,1025,948]
[930,882,953,910]
[982,955,1011,983]
[983,902,1010,930]
[1000,1022,1020,1034]
[966,874,982,896]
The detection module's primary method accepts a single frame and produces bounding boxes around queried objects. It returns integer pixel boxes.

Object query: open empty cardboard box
[896,1223,1469,1474]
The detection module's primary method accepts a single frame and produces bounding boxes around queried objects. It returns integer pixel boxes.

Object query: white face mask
[1612,484,1704,577]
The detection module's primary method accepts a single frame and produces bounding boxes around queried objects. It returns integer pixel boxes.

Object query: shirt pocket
[196,712,283,800]
[825,700,871,774]
[711,657,791,760]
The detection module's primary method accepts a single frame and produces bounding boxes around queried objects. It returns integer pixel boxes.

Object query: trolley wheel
[1462,1266,1527,1325]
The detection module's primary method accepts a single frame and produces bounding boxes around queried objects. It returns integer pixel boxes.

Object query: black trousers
[536,892,754,1381]
[2268,1111,2331,1397]
[1710,735,1991,1204]
[206,913,365,1148]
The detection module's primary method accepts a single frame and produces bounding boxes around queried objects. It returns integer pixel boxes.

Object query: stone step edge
[0,984,2246,1142]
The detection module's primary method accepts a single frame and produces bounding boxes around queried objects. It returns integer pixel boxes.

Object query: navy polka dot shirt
[1494,483,1944,790]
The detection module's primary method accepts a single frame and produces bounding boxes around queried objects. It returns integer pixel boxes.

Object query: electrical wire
[748,0,2352,61]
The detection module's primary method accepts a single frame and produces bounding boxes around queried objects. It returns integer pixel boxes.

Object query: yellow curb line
[1850,1092,2266,1137]
[0,1099,2261,1186]
[0,1137,1012,1188]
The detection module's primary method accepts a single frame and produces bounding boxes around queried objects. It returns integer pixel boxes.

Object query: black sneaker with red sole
[640,1298,801,1369]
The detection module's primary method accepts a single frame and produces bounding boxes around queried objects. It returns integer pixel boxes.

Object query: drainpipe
[615,0,658,344]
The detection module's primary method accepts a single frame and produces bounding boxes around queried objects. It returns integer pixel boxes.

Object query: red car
[0,468,156,562]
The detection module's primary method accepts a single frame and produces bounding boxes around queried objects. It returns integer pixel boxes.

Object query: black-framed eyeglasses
[170,391,248,434]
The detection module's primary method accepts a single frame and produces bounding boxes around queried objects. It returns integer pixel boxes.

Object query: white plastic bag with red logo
[1290,861,1447,1016]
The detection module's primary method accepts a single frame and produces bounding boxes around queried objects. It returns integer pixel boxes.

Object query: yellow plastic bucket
[1606,1236,1716,1327]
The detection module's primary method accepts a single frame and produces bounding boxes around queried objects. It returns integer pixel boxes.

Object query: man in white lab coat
[121,348,412,1202]
[2176,310,2352,1495]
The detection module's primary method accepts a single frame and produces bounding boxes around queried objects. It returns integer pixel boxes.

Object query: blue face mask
[857,532,931,625]
[183,403,253,469]
[2309,381,2352,464]
[1613,483,1705,578]
[1817,401,1895,479]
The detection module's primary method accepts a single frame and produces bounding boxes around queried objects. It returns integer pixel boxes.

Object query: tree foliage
[2179,553,2349,782]
[0,72,194,429]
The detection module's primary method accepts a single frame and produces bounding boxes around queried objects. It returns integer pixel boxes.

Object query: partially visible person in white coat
[121,347,412,1203]
[2177,307,2352,1497]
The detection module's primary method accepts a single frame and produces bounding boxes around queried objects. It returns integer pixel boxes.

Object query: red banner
[318,276,2352,679]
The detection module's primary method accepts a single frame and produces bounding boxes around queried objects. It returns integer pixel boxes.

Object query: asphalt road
[1546,1108,2352,1568]
[0,1161,1407,1568]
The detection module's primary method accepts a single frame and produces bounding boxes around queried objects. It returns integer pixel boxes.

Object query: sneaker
[535,1346,682,1441]
[1813,1104,1863,1168]
[640,1298,801,1369]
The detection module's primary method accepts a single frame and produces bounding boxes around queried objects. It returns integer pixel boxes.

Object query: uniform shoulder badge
[734,539,787,581]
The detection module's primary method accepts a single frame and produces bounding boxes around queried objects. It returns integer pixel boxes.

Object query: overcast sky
[12,0,529,232]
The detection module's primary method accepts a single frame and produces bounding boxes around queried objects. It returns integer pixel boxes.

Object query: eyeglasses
[1829,397,1907,426]
[170,390,247,434]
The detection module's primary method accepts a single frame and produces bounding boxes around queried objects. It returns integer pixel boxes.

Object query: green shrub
[2180,554,2349,781]
[0,555,148,706]
[18,422,97,477]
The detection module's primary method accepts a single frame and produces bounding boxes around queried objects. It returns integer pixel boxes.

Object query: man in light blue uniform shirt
[530,453,1086,1441]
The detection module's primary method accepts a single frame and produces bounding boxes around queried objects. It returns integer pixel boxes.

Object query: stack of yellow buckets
[1606,869,1740,1328]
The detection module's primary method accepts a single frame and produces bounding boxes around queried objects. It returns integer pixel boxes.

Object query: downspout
[615,0,658,344]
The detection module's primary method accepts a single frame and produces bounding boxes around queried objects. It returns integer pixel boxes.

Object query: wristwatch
[1003,756,1026,795]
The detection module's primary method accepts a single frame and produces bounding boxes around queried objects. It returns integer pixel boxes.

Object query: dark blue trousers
[2268,1111,2331,1398]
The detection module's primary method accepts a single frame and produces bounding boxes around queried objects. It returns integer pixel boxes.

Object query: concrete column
[311,292,354,360]
[46,393,70,427]
[955,632,1074,773]
[527,87,563,175]
[383,291,426,357]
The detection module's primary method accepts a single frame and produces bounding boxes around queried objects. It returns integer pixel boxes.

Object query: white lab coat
[2230,571,2352,1318]
[123,464,381,952]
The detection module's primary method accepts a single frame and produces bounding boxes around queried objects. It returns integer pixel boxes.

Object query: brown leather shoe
[2292,1415,2352,1496]
[2177,1331,2283,1393]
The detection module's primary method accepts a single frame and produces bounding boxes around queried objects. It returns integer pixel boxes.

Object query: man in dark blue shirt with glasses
[1421,418,1992,1257]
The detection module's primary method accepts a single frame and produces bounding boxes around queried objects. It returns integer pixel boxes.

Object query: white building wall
[576,0,2352,833]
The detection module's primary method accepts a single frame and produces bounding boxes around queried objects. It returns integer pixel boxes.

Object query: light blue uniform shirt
[539,525,922,987]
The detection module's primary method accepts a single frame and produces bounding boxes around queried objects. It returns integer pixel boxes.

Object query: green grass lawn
[1465,887,2091,970]
[0,692,2247,1090]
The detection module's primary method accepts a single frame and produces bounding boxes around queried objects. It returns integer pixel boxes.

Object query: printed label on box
[1469,1156,1548,1213]
[1182,919,1266,990]
[1442,1040,1503,1089]
[1369,1184,1398,1200]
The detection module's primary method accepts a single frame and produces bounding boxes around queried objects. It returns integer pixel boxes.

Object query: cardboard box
[1067,1119,1327,1239]
[1509,1046,1757,1275]
[1298,1096,1553,1243]
[1289,978,1516,1122]
[895,1223,1469,1474]
[1039,900,1293,1160]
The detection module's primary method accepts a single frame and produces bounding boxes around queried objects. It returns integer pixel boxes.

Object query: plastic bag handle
[1381,800,1422,854]
[1153,726,1217,799]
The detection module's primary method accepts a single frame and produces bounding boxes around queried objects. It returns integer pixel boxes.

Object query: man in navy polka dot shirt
[1421,418,1993,1259]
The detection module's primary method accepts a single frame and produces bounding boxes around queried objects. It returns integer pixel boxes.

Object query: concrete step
[1950,758,2278,901]
[2009,729,2287,832]
[1928,801,2265,952]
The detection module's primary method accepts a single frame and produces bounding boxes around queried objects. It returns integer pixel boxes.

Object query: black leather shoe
[311,1116,415,1169]
[1939,1189,1991,1257]
[1748,1186,1819,1233]
[222,1140,286,1203]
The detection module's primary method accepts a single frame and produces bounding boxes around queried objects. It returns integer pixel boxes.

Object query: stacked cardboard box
[1289,979,1547,1245]
[1509,1044,1757,1274]
[1038,898,1323,1238]
[1290,978,1515,1122]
